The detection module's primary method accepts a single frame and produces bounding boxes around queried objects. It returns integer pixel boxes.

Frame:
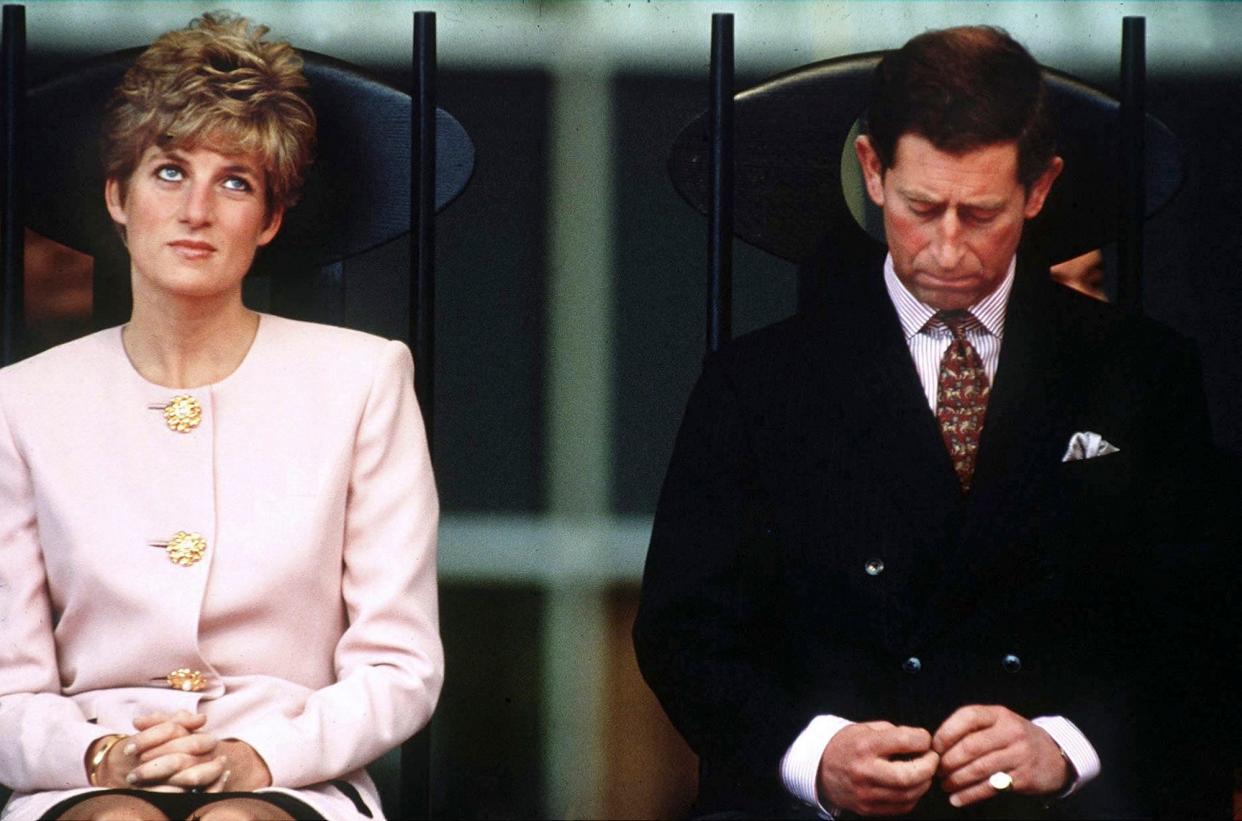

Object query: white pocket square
[1061,431,1120,462]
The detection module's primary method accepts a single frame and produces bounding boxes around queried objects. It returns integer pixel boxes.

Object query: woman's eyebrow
[220,161,262,178]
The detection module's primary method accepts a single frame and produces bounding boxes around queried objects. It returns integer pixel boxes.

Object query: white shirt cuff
[780,715,854,819]
[1031,715,1100,796]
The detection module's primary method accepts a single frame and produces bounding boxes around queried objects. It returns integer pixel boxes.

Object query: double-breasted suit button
[164,668,206,692]
[1002,654,1022,673]
[864,558,885,576]
[151,395,202,433]
[150,531,207,566]
[902,656,922,674]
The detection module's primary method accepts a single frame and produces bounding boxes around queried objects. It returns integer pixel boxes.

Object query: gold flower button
[151,531,207,567]
[160,395,202,433]
[165,668,206,692]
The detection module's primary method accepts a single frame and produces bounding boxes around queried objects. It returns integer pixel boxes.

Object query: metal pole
[707,13,733,353]
[403,17,435,821]
[1117,16,1145,315]
[1,4,25,365]
[411,11,436,452]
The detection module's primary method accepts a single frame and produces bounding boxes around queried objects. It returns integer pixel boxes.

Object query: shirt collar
[882,253,1016,341]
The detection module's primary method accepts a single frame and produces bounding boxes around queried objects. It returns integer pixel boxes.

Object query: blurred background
[13,1,1242,817]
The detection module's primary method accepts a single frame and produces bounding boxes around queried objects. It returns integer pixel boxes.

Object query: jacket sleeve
[0,381,104,791]
[237,340,444,787]
[633,354,805,804]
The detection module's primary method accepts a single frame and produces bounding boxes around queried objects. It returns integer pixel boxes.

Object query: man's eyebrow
[896,187,1006,211]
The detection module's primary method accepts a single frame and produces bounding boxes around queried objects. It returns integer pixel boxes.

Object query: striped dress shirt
[882,253,1012,411]
[779,254,1100,817]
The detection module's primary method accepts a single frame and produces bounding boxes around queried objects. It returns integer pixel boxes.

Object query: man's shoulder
[705,311,827,388]
[1044,280,1198,366]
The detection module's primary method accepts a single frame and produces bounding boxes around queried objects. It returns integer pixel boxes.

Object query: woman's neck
[123,290,260,389]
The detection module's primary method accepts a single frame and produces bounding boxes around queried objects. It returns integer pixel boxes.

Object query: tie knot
[933,310,978,340]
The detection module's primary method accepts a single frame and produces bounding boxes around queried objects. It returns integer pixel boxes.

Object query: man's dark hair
[865,26,1055,188]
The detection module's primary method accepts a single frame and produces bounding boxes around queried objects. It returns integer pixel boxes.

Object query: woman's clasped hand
[89,711,272,793]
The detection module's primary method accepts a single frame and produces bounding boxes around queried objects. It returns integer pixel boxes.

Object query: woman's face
[105,144,283,303]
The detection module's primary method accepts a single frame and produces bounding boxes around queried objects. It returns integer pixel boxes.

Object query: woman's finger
[131,711,205,734]
[204,768,233,794]
[144,784,188,794]
[125,717,205,757]
[166,756,228,790]
[131,712,171,732]
[126,752,205,784]
[138,732,218,763]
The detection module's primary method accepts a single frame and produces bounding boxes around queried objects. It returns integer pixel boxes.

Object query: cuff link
[159,668,207,692]
[150,395,202,433]
[151,531,207,566]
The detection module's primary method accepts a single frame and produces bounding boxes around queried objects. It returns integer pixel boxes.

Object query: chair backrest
[0,8,471,819]
[17,48,473,331]
[668,19,1182,346]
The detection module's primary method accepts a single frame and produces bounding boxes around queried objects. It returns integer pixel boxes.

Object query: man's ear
[854,134,887,208]
[104,177,128,227]
[258,207,284,247]
[1022,156,1064,220]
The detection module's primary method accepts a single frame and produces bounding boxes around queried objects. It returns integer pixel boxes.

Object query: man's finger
[868,725,933,758]
[937,725,1009,774]
[932,705,999,754]
[873,749,939,790]
[947,768,1015,809]
[939,747,1014,793]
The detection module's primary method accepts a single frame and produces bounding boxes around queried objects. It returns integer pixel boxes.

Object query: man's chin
[914,288,982,312]
[907,273,995,311]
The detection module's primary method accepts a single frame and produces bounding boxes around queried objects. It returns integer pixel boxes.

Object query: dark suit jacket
[633,253,1223,819]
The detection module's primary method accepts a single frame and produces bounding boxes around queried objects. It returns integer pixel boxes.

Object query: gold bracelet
[87,733,127,787]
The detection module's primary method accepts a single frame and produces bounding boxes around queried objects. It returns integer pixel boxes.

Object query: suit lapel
[911,258,1075,647]
[811,258,963,535]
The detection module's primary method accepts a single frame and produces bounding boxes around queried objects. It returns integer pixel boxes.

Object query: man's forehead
[886,133,1023,199]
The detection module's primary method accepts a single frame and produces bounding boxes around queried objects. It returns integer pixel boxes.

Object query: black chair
[660,13,1242,819]
[0,7,471,819]
[668,15,1181,355]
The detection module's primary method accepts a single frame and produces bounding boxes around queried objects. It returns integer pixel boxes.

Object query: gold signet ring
[988,771,1014,791]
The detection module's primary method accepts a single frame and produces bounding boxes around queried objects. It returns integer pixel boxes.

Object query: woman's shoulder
[259,314,409,358]
[253,314,413,383]
[0,327,119,393]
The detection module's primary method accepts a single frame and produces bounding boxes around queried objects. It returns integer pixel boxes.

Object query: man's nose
[179,182,213,227]
[933,211,965,269]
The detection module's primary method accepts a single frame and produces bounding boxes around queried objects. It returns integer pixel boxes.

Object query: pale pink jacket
[0,314,443,821]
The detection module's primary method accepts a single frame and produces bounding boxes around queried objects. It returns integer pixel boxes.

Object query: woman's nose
[178,182,213,226]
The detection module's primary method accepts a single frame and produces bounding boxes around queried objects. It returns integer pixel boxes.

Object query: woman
[0,13,442,821]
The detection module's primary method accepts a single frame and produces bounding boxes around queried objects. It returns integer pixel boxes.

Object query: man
[634,26,1218,818]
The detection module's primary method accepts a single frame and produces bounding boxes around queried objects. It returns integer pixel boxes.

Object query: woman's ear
[258,207,284,247]
[104,177,128,227]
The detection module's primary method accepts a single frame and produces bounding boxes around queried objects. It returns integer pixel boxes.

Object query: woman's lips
[169,240,216,260]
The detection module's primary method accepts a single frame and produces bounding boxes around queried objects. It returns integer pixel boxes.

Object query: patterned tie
[934,310,991,492]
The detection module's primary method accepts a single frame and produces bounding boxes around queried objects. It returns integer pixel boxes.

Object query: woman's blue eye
[222,176,252,192]
[156,165,184,182]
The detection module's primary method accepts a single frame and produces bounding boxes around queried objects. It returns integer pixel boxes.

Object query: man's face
[855,133,1062,310]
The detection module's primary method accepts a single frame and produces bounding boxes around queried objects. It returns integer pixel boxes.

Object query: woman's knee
[53,793,168,821]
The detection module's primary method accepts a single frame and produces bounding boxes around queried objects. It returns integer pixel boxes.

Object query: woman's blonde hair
[102,11,316,216]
